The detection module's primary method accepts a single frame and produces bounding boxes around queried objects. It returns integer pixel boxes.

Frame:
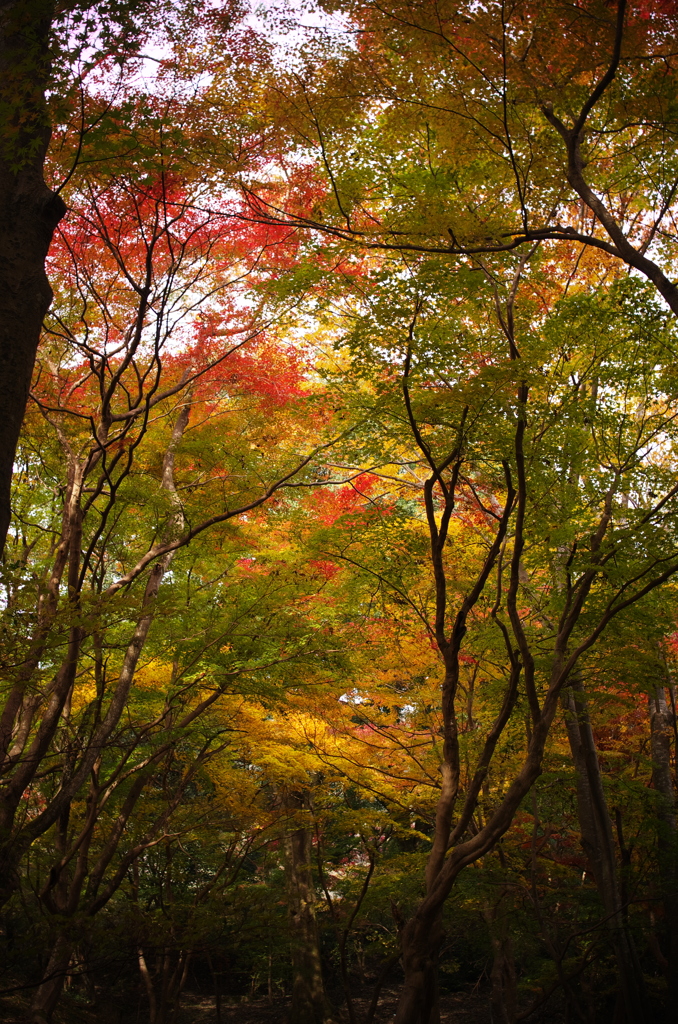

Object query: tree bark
[138,948,158,1024]
[649,681,678,1009]
[29,933,72,1024]
[483,889,517,1024]
[282,790,333,1024]
[0,0,66,551]
[563,680,647,1024]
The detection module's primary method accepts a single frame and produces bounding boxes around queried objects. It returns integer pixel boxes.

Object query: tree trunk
[138,948,158,1024]
[392,907,443,1024]
[156,949,191,1024]
[649,681,678,1010]
[29,933,72,1024]
[0,405,189,912]
[483,890,517,1024]
[282,791,333,1024]
[563,680,647,1024]
[0,0,66,551]
[393,707,559,1024]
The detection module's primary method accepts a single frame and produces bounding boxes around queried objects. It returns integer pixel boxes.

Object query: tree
[0,0,66,550]
[210,4,678,1013]
[8,3,678,1020]
[297,260,678,1022]
[0,135,335,913]
[249,0,678,308]
[0,0,269,553]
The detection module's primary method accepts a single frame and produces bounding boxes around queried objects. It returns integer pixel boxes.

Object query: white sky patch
[245,0,355,67]
[339,688,368,704]
[85,0,354,98]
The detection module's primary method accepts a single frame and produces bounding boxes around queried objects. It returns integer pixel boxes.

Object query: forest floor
[174,987,566,1024]
[0,984,567,1024]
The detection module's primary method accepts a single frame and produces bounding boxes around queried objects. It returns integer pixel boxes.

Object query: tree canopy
[3,3,678,1024]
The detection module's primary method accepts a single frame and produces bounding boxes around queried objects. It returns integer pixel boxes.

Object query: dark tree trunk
[563,680,647,1024]
[282,791,333,1024]
[393,710,559,1024]
[649,682,678,1010]
[29,933,72,1024]
[483,890,517,1024]
[0,0,66,551]
[395,912,443,1024]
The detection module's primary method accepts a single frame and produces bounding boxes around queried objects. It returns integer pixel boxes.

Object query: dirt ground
[0,985,567,1024]
[174,987,566,1024]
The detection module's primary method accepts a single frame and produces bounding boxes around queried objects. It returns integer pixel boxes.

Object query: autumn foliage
[3,4,678,1024]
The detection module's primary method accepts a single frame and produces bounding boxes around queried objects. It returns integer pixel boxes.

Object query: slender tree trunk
[282,791,333,1024]
[138,948,157,1024]
[0,0,66,551]
[158,950,191,1024]
[0,405,190,911]
[649,682,678,1010]
[483,889,517,1024]
[563,680,647,1024]
[175,953,192,1022]
[395,659,457,1024]
[29,789,83,1024]
[393,706,557,1024]
[365,955,399,1024]
[29,933,72,1024]
[208,953,222,1023]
